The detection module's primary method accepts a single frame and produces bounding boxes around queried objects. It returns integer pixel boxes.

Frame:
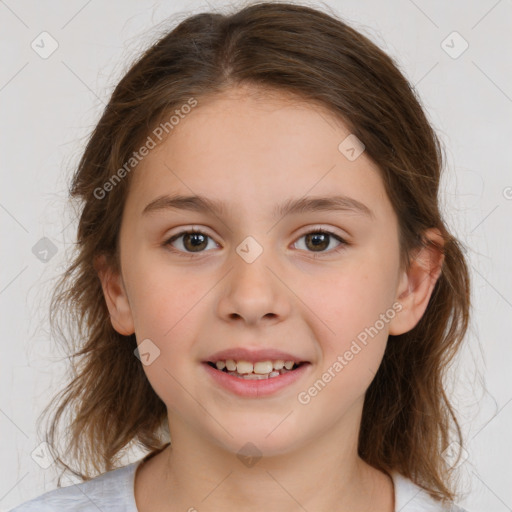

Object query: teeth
[253,361,273,374]
[212,359,299,376]
[239,373,268,380]
[225,359,237,371]
[227,369,289,379]
[236,361,254,374]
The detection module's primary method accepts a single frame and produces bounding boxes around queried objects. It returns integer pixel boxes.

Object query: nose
[216,246,291,326]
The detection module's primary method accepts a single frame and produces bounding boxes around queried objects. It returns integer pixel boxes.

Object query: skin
[96,84,444,511]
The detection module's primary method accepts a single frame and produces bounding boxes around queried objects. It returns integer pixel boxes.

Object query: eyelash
[163,227,348,259]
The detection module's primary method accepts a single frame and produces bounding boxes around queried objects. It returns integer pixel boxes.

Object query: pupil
[185,233,206,251]
[307,233,328,251]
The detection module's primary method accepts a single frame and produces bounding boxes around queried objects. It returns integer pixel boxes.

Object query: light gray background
[1,0,511,510]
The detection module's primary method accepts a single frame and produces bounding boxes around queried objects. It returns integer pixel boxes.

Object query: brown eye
[304,232,330,251]
[165,230,217,254]
[293,229,347,255]
[181,232,208,252]
[164,228,347,258]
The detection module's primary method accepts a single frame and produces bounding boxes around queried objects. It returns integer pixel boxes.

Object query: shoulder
[391,471,469,512]
[9,460,141,512]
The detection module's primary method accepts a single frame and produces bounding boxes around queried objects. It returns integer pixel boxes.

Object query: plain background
[1,0,511,510]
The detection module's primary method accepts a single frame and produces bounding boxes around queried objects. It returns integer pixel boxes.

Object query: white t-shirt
[10,458,468,511]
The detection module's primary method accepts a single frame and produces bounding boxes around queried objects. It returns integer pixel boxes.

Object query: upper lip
[205,347,308,364]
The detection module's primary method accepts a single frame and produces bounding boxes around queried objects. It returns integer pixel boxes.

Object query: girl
[12,2,471,511]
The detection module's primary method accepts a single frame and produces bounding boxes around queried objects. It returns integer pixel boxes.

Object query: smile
[203,359,311,398]
[207,359,306,380]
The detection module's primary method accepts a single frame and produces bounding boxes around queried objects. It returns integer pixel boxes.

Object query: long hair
[43,1,470,503]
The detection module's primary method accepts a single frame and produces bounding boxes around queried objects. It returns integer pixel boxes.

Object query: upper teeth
[215,359,296,374]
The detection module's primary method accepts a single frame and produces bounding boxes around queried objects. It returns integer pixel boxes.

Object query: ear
[94,254,135,336]
[389,228,445,336]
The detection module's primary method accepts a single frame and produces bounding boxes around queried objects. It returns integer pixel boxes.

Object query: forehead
[124,85,394,223]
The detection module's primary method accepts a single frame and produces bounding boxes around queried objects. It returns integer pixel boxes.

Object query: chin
[207,417,306,459]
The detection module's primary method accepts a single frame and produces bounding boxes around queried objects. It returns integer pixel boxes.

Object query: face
[103,84,412,458]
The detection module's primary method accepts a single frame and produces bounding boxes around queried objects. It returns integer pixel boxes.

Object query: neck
[135,405,395,511]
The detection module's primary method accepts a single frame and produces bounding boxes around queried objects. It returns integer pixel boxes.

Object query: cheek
[300,246,399,369]
[124,259,207,397]
[131,287,201,414]
[315,253,397,321]
[295,262,395,415]
[126,249,206,339]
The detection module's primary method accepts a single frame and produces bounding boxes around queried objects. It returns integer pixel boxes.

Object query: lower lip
[202,362,311,398]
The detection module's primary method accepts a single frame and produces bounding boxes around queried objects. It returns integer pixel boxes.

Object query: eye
[292,228,347,256]
[164,228,219,256]
[163,227,348,257]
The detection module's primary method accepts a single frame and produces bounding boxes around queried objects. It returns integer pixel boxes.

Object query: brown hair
[43,0,470,503]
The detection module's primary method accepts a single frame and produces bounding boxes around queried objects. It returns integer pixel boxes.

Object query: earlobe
[389,228,445,336]
[94,254,135,336]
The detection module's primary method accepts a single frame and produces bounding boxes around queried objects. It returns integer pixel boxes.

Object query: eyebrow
[142,193,374,220]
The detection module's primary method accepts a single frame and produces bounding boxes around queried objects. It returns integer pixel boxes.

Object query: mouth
[205,359,309,380]
[202,348,312,397]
